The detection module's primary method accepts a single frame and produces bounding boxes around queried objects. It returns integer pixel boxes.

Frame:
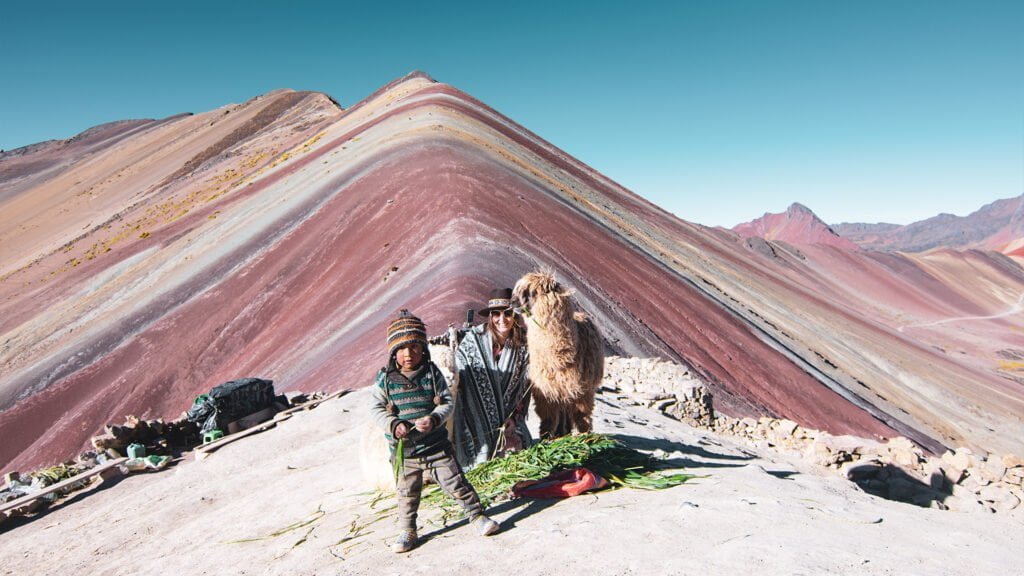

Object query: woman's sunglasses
[490,309,515,319]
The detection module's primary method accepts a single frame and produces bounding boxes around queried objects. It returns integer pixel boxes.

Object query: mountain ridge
[2,72,1022,474]
[832,194,1024,254]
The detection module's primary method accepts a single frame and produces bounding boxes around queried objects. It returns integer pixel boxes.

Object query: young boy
[370,309,500,553]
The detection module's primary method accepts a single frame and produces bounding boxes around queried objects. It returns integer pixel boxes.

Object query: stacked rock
[600,356,1023,515]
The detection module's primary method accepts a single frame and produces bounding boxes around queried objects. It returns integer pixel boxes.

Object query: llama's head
[513,270,567,320]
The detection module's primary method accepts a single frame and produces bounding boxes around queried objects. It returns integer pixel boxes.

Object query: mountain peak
[787,202,815,216]
[733,203,858,250]
[403,69,438,83]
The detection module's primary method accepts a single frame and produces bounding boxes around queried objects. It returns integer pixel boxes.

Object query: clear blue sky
[2,1,1021,227]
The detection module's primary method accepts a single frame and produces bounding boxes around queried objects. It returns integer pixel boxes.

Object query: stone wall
[600,356,714,427]
[601,356,1023,515]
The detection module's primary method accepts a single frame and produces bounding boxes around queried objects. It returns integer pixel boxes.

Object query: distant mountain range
[734,195,1024,257]
[2,72,1022,473]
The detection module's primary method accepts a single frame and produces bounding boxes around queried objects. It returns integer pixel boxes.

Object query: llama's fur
[359,419,395,491]
[513,270,604,438]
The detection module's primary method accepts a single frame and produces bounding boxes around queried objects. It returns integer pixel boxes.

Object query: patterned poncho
[451,324,533,469]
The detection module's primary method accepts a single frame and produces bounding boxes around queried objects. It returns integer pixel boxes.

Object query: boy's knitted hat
[387,309,428,358]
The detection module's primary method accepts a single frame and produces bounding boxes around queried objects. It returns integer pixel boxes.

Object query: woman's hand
[394,422,410,439]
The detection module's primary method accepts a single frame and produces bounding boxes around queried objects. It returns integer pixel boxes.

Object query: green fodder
[31,463,80,485]
[393,438,405,481]
[423,433,697,519]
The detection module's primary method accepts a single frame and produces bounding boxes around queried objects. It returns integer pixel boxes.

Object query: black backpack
[186,377,279,433]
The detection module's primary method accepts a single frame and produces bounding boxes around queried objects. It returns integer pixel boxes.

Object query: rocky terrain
[0,357,1019,576]
[2,71,1022,482]
[602,357,1023,515]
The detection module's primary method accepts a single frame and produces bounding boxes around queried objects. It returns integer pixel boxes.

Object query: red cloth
[511,467,610,498]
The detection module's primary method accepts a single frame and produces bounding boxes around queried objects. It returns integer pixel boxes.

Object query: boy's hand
[414,416,434,433]
[394,422,410,439]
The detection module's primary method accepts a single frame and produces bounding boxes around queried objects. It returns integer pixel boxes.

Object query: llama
[513,270,604,438]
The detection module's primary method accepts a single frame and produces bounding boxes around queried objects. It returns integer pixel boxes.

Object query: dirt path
[898,291,1024,332]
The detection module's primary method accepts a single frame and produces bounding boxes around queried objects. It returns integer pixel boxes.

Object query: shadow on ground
[846,463,950,508]
[608,433,754,471]
[419,497,561,543]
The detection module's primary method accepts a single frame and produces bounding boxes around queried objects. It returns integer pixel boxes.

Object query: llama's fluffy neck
[530,293,578,348]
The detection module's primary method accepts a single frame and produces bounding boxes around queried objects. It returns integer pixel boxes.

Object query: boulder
[943,493,989,513]
[978,485,1020,512]
[888,446,921,469]
[776,419,799,437]
[921,460,951,492]
[960,475,989,493]
[887,436,915,451]
[1002,467,1024,486]
[805,438,856,468]
[979,458,1007,483]
[91,433,123,451]
[1002,454,1023,468]
[948,447,977,471]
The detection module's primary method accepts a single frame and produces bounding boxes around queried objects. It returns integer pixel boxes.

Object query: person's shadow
[418,497,560,542]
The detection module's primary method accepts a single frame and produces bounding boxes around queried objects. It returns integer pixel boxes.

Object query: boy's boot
[392,529,418,553]
[472,515,500,536]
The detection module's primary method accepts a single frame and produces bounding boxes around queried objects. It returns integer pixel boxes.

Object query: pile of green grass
[423,433,697,518]
[31,463,80,485]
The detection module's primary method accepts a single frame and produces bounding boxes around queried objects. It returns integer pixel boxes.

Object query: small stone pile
[90,414,199,455]
[600,356,713,427]
[601,356,1023,515]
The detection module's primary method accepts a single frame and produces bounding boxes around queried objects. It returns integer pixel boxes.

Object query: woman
[444,288,533,469]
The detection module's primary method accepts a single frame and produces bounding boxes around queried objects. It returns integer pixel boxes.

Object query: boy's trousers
[394,448,483,531]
